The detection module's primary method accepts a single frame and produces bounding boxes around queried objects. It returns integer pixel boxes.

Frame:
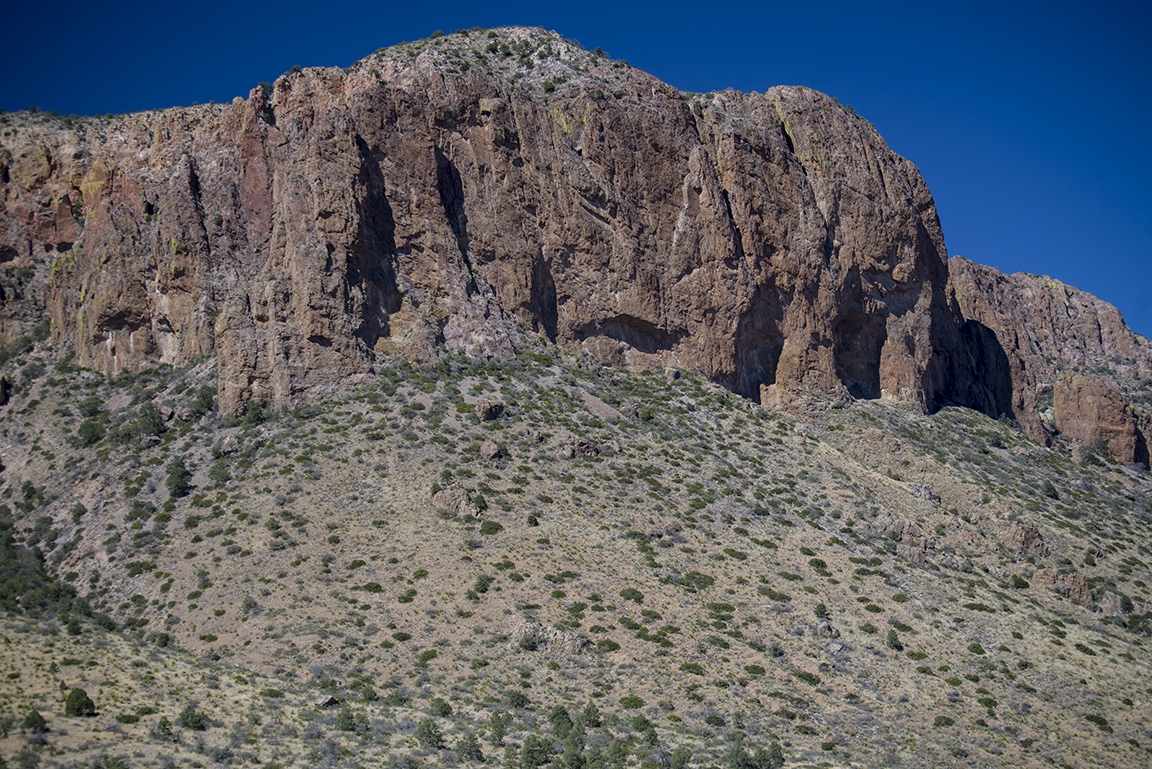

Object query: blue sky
[4,0,1150,338]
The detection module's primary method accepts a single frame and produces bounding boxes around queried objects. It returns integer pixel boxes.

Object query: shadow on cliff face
[436,147,471,274]
[951,319,1015,421]
[834,315,886,400]
[1137,430,1150,471]
[350,135,402,349]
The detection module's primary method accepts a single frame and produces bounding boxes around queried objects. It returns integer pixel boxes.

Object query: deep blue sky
[4,0,1150,338]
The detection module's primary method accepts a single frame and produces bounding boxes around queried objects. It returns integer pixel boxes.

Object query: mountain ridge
[1,28,1152,769]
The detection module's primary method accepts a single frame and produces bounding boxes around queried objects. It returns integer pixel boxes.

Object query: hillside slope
[1,345,1150,768]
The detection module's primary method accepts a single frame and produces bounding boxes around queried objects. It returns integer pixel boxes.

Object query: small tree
[488,711,507,745]
[520,734,552,769]
[549,704,573,739]
[670,746,693,769]
[64,688,95,717]
[176,703,207,730]
[814,602,829,619]
[887,629,903,651]
[136,403,166,437]
[76,419,105,447]
[416,718,445,750]
[335,708,356,732]
[166,457,193,499]
[22,709,46,732]
[457,730,484,762]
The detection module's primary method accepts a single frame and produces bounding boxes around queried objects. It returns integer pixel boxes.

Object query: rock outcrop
[1054,374,1146,465]
[1,26,1147,463]
[1,27,971,417]
[949,257,1151,465]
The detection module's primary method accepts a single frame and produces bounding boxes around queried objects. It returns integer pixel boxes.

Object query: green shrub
[166,458,192,499]
[680,662,705,675]
[480,520,503,535]
[65,688,95,717]
[416,718,445,749]
[176,703,207,730]
[967,643,986,655]
[619,694,644,709]
[933,715,955,727]
[1086,714,1113,733]
[22,709,46,731]
[620,587,644,603]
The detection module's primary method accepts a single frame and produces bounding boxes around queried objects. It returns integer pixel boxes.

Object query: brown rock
[431,487,478,517]
[949,257,1151,463]
[6,26,1145,454]
[1065,572,1094,608]
[815,620,840,638]
[999,522,1051,558]
[475,400,505,422]
[480,440,501,460]
[1054,373,1145,465]
[2,29,970,419]
[571,438,599,457]
[1034,569,1094,608]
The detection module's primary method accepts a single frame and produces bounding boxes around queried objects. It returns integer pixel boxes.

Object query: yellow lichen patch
[79,159,115,213]
[50,250,76,287]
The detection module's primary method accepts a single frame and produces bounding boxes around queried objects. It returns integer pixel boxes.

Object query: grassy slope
[1,345,1150,768]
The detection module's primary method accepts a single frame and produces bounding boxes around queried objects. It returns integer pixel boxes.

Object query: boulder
[476,400,505,422]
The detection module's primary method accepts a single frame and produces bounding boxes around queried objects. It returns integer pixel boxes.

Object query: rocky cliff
[1,26,1148,464]
[949,256,1151,466]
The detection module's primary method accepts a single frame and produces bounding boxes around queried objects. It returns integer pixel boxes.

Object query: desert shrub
[76,419,105,447]
[480,520,503,535]
[176,703,207,730]
[619,694,644,709]
[934,715,955,727]
[620,587,644,603]
[416,718,445,749]
[1086,714,1113,733]
[680,662,705,675]
[431,697,452,717]
[64,688,95,717]
[967,642,986,655]
[166,458,192,499]
[794,671,821,686]
[22,709,46,731]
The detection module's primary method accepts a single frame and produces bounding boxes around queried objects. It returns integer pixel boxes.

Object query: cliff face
[1,26,1147,465]
[949,256,1151,465]
[0,28,970,417]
